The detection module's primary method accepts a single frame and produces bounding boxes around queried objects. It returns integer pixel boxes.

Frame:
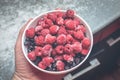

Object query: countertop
[0,0,120,80]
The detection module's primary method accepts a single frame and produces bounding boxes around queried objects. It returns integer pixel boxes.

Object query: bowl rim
[22,10,93,74]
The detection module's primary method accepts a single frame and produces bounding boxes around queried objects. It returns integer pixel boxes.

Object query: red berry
[64,19,76,30]
[37,20,46,27]
[34,36,44,46]
[45,19,53,27]
[42,56,54,66]
[54,55,63,61]
[72,42,82,53]
[56,11,65,18]
[73,17,80,26]
[56,60,65,71]
[55,45,64,55]
[73,30,84,40]
[38,61,47,70]
[35,25,43,32]
[47,13,57,22]
[64,44,73,54]
[45,34,56,44]
[42,44,53,56]
[67,30,74,36]
[66,34,74,44]
[49,25,59,35]
[56,17,64,25]
[66,9,75,18]
[63,54,73,62]
[51,49,57,56]
[26,27,35,38]
[34,46,42,56]
[81,49,89,55]
[75,25,86,33]
[58,26,67,35]
[82,37,91,49]
[57,34,66,45]
[41,29,50,36]
[28,51,36,61]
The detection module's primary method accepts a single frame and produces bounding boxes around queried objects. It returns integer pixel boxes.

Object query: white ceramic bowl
[22,10,93,74]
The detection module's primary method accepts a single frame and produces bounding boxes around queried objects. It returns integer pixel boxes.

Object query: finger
[15,19,32,53]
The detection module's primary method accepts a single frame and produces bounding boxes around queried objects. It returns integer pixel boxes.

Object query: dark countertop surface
[0,0,120,80]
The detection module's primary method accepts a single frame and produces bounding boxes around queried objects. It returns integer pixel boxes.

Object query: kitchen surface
[0,0,120,80]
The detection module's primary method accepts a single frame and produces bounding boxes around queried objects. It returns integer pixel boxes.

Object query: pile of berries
[24,9,91,71]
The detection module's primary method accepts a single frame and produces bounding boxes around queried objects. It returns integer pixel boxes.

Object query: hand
[13,19,65,80]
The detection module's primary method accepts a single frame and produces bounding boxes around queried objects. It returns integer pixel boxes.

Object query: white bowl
[22,10,93,74]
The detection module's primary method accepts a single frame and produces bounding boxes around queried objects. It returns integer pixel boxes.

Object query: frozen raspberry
[37,20,46,27]
[26,27,35,38]
[34,36,44,46]
[41,29,50,36]
[81,49,89,55]
[42,44,52,56]
[56,11,65,18]
[54,55,63,61]
[49,25,59,35]
[57,34,66,45]
[73,30,84,40]
[73,17,81,26]
[56,60,65,71]
[34,46,42,56]
[38,61,47,70]
[28,51,36,61]
[47,13,57,22]
[35,25,43,32]
[75,25,86,33]
[45,19,53,27]
[58,26,67,35]
[55,45,64,55]
[65,19,76,30]
[82,37,91,49]
[66,9,75,18]
[45,34,56,44]
[63,54,73,62]
[72,42,82,53]
[42,56,54,66]
[66,34,74,44]
[64,44,73,54]
[56,17,64,25]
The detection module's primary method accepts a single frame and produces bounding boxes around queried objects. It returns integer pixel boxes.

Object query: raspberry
[45,34,56,44]
[47,13,57,22]
[34,36,44,46]
[54,55,63,61]
[63,54,73,62]
[49,25,59,35]
[35,25,43,32]
[56,11,65,18]
[64,19,76,30]
[34,46,42,56]
[42,56,54,66]
[73,30,84,40]
[42,44,52,56]
[45,19,53,27]
[55,45,64,55]
[56,17,64,25]
[82,37,91,49]
[64,44,73,54]
[75,25,86,33]
[37,20,46,28]
[58,26,67,35]
[66,9,75,18]
[38,61,47,70]
[67,30,74,36]
[41,29,50,36]
[57,34,66,45]
[56,60,65,71]
[81,49,89,55]
[26,27,35,38]
[51,49,57,56]
[28,51,36,61]
[72,42,82,53]
[73,17,80,26]
[66,34,74,44]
